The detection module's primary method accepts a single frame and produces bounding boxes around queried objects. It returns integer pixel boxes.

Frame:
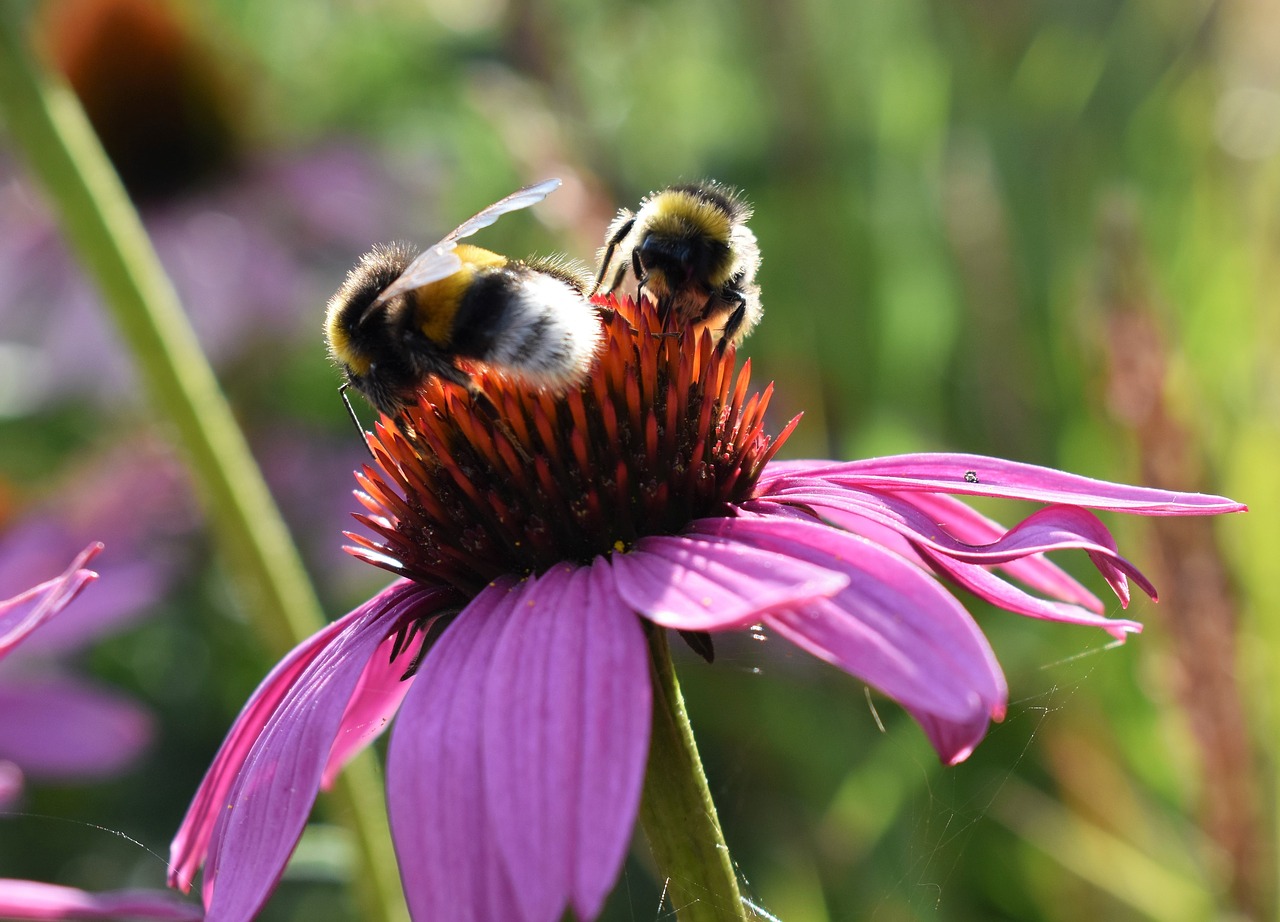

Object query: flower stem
[0,14,406,922]
[640,628,748,921]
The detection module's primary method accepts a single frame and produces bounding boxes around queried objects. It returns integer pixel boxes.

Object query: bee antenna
[340,382,376,460]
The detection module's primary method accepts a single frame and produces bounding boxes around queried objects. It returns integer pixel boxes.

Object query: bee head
[638,186,742,287]
[325,242,415,373]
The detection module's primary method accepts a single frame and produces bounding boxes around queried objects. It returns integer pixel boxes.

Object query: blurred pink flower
[0,533,153,808]
[0,879,201,921]
[170,296,1244,921]
[0,445,193,804]
[0,546,201,921]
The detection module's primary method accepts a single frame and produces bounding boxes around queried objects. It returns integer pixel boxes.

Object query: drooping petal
[0,880,201,921]
[388,578,524,922]
[757,487,1154,606]
[0,677,152,777]
[904,706,997,767]
[320,629,417,790]
[170,608,358,892]
[888,491,1105,611]
[783,499,1141,637]
[483,563,650,922]
[692,513,1006,762]
[611,534,848,631]
[0,544,101,660]
[919,549,1142,640]
[764,453,1246,515]
[176,581,452,922]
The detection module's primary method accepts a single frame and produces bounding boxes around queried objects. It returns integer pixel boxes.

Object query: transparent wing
[443,177,561,243]
[372,178,561,306]
[372,244,464,306]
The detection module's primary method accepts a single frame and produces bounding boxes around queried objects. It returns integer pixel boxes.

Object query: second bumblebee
[326,179,602,417]
[592,180,762,348]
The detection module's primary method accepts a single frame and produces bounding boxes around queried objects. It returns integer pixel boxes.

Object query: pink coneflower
[0,545,202,921]
[170,295,1244,921]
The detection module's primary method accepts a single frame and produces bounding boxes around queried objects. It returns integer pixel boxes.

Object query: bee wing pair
[371,178,563,309]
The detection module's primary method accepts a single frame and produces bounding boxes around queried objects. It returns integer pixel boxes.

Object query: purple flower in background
[169,296,1244,921]
[0,443,192,805]
[0,546,201,921]
[0,143,427,411]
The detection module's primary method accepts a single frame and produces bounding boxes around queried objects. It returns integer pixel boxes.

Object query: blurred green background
[0,0,1274,919]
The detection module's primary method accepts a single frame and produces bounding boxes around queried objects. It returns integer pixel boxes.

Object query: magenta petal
[890,491,1104,611]
[170,607,359,892]
[483,563,650,922]
[921,549,1142,639]
[0,880,202,921]
[320,630,415,790]
[704,515,1005,738]
[613,534,848,630]
[0,678,151,777]
[760,487,1154,605]
[0,544,101,660]
[198,582,449,921]
[905,705,997,767]
[778,453,1246,514]
[388,579,524,922]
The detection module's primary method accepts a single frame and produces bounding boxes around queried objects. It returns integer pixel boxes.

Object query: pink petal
[781,499,1141,637]
[890,491,1104,611]
[0,678,152,778]
[905,707,997,767]
[483,563,650,922]
[767,453,1246,515]
[611,534,848,631]
[757,488,1154,606]
[13,558,166,656]
[387,579,524,922]
[920,550,1142,640]
[696,514,1006,751]
[320,629,415,790]
[0,880,201,921]
[170,581,450,922]
[170,610,357,892]
[0,545,101,660]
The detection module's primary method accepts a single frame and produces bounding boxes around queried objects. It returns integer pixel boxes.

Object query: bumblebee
[592,181,762,348]
[325,178,602,417]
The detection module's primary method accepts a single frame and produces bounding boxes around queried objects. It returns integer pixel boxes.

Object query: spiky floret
[345,294,798,595]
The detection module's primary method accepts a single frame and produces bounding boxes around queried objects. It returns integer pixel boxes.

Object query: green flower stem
[640,628,747,921]
[0,15,406,922]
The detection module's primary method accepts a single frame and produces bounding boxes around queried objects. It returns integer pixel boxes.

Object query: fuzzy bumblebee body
[325,180,602,417]
[593,181,762,347]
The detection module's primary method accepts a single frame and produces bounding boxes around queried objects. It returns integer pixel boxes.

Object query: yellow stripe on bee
[646,190,733,242]
[415,245,507,345]
[326,308,370,374]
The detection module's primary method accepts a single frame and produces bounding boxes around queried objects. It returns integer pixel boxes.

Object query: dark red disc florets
[345,296,798,595]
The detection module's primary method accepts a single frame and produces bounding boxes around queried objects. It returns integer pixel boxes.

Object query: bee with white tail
[326,178,602,417]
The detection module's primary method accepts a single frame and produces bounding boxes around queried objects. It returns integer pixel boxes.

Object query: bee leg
[593,215,636,295]
[630,249,652,305]
[714,291,748,355]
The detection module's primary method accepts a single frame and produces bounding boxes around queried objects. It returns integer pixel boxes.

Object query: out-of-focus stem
[0,13,407,922]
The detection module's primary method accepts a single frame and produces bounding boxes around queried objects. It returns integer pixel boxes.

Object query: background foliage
[0,0,1274,919]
